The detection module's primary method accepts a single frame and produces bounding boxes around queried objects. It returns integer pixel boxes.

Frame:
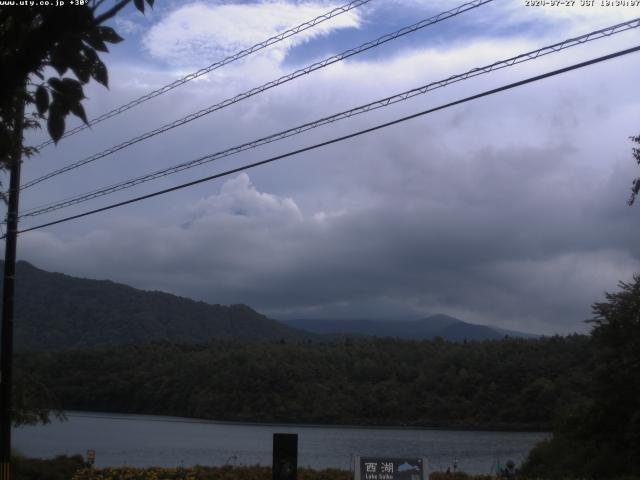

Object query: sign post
[354,457,427,480]
[273,433,297,480]
[86,449,95,467]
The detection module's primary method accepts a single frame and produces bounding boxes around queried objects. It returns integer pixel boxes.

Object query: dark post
[272,433,298,480]
[0,91,24,480]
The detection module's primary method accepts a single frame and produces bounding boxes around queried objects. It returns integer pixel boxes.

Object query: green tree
[0,0,154,168]
[523,135,640,479]
[0,0,154,426]
[585,275,640,475]
[12,365,64,426]
[522,275,640,479]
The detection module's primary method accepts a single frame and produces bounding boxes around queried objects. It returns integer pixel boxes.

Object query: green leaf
[61,78,84,101]
[49,45,69,75]
[71,61,91,84]
[69,102,88,125]
[22,146,39,158]
[50,48,68,76]
[134,0,145,13]
[84,29,109,53]
[62,47,86,81]
[74,49,96,84]
[48,77,63,92]
[83,46,98,62]
[92,58,108,88]
[47,107,65,143]
[98,26,124,44]
[35,85,49,115]
[51,94,70,116]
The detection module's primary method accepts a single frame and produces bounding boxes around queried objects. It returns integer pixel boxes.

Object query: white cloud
[187,172,303,224]
[502,1,640,36]
[142,1,362,67]
[114,17,146,35]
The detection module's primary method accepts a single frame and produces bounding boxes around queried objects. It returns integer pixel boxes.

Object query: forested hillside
[3,261,312,350]
[3,261,536,350]
[284,316,536,342]
[19,335,591,430]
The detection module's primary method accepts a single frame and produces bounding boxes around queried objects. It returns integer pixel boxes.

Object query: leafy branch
[0,0,154,169]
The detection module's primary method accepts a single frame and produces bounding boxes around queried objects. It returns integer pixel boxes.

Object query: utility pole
[0,91,25,480]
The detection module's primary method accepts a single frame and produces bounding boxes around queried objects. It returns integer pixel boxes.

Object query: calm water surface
[14,412,548,475]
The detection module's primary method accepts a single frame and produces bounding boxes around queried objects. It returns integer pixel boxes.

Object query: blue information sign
[355,457,426,480]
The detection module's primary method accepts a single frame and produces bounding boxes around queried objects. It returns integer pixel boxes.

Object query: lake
[14,412,548,475]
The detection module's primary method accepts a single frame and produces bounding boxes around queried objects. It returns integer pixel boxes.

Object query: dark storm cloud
[10,1,640,335]
[19,124,640,335]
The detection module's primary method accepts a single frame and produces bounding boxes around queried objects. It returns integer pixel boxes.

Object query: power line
[19,18,640,219]
[21,0,493,190]
[33,0,374,150]
[13,44,640,237]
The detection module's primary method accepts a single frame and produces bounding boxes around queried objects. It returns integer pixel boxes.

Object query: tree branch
[94,0,131,25]
[92,0,109,12]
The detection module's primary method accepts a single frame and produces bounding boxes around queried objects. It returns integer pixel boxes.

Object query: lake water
[14,412,549,475]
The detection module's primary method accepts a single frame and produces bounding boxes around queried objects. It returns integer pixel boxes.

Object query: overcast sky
[5,0,640,334]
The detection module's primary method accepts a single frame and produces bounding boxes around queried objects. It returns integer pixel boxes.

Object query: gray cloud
[9,2,640,335]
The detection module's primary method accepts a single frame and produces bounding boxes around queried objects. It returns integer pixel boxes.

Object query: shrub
[14,454,89,480]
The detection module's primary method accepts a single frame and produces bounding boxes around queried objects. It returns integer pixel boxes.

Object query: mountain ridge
[2,260,313,351]
[283,315,537,341]
[1,260,536,350]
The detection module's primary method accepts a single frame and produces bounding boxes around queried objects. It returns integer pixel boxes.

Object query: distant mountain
[490,325,539,339]
[284,315,536,342]
[437,321,503,342]
[1,261,313,351]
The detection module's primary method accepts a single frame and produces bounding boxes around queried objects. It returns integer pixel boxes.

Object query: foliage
[68,466,523,480]
[521,436,591,479]
[585,275,640,473]
[521,275,640,479]
[69,467,561,480]
[285,317,519,342]
[71,466,352,480]
[0,0,154,168]
[1,0,152,425]
[429,474,493,480]
[18,335,591,430]
[13,454,88,480]
[14,459,640,480]
[12,364,65,426]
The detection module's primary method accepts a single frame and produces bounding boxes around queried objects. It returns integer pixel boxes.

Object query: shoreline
[61,410,551,434]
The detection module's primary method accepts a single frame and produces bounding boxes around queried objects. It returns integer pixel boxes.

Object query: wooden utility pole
[0,91,25,480]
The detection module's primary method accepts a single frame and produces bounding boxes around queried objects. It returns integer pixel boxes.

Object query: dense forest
[284,316,536,342]
[520,275,640,479]
[18,335,590,430]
